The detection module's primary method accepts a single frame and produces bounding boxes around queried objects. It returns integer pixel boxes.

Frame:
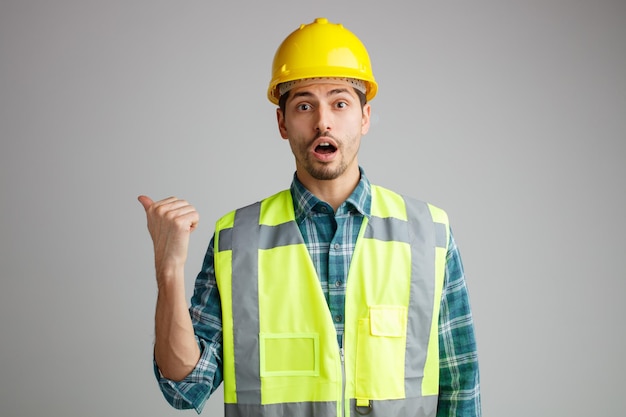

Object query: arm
[437,230,482,417]
[138,195,201,381]
[155,237,224,413]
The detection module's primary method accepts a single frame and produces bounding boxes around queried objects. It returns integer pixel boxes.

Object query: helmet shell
[267,17,378,104]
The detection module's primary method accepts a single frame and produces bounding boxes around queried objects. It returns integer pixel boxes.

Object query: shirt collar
[291,167,372,224]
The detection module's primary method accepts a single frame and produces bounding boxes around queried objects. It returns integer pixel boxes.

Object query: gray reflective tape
[434,222,447,249]
[225,400,337,417]
[231,203,262,404]
[218,227,233,252]
[225,397,436,417]
[259,222,303,249]
[403,197,436,399]
[349,396,437,417]
[363,215,411,243]
[217,221,303,253]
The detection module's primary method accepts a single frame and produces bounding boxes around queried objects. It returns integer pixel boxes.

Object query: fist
[138,195,199,272]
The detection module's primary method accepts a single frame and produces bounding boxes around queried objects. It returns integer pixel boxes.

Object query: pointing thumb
[137,195,154,211]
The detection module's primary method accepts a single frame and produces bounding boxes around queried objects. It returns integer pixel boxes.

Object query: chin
[305,163,346,181]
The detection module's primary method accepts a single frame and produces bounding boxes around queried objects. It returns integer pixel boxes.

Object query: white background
[1,1,625,416]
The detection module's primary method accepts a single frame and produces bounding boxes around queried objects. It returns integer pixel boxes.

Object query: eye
[296,103,312,111]
[335,101,348,109]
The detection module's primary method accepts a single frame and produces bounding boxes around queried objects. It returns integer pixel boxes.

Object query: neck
[296,166,361,211]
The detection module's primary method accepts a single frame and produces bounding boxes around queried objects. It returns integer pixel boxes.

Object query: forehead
[287,79,358,98]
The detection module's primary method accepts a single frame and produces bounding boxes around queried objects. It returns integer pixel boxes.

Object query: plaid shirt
[155,169,481,416]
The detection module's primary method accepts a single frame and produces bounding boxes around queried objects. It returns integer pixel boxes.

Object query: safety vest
[214,185,449,417]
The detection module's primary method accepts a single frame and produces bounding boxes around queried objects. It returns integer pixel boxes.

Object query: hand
[138,195,202,379]
[138,195,199,280]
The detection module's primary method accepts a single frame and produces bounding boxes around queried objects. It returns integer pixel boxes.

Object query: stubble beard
[300,136,348,181]
[306,159,348,181]
[294,130,360,181]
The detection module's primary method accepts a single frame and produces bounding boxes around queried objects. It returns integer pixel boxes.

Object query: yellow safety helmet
[267,17,378,105]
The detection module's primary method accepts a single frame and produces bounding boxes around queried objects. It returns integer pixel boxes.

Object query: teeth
[320,142,330,146]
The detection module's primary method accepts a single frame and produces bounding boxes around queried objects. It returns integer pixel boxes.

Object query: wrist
[155,263,185,289]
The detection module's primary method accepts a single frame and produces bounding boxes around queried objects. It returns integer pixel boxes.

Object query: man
[139,17,481,417]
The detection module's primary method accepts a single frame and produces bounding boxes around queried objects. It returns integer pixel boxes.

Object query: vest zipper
[340,342,346,417]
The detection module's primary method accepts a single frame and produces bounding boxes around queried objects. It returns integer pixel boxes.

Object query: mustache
[312,131,338,142]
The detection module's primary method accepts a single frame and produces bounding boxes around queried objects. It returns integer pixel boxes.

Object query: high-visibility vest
[214,185,449,417]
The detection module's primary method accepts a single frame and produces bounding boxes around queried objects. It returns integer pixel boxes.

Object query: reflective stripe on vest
[214,185,448,417]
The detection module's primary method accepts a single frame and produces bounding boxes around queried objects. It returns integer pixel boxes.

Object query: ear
[277,108,289,139]
[361,103,371,135]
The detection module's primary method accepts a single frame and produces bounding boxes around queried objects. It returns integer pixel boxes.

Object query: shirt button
[334,314,343,323]
[333,243,340,250]
[335,280,343,287]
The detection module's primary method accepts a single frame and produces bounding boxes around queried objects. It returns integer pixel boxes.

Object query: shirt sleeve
[154,236,224,414]
[436,230,482,417]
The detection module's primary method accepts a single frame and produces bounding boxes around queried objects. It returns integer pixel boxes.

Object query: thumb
[137,195,154,211]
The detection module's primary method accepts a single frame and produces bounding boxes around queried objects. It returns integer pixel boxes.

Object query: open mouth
[315,141,337,154]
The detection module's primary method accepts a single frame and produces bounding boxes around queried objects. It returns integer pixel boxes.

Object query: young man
[139,17,481,417]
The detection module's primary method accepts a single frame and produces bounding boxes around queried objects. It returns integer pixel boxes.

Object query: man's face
[277,80,371,184]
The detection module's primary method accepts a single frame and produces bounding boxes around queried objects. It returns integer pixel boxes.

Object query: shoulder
[214,189,291,228]
[371,184,449,222]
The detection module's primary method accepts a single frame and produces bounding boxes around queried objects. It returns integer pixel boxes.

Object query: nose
[314,105,332,132]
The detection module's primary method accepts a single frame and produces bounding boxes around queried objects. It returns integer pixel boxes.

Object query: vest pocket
[259,333,320,377]
[355,306,407,399]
